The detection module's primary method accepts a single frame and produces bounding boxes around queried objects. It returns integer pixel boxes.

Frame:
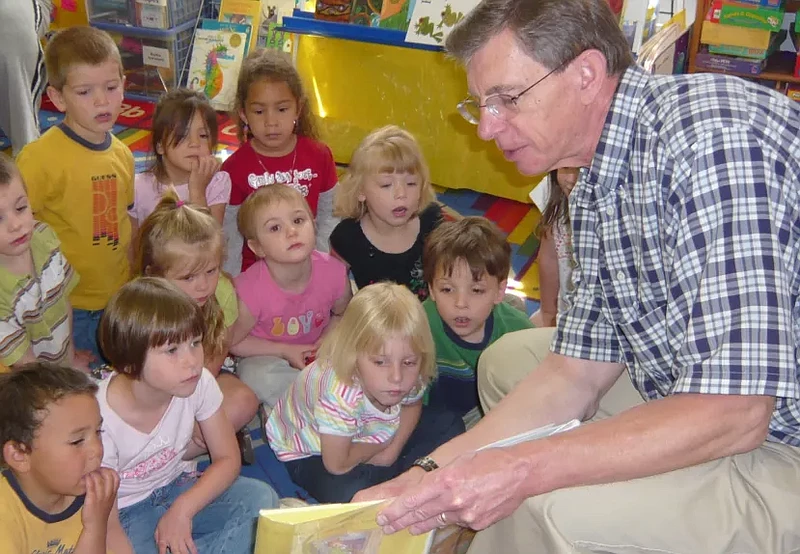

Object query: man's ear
[2,441,31,474]
[495,279,508,304]
[574,49,608,106]
[246,238,264,258]
[47,85,67,114]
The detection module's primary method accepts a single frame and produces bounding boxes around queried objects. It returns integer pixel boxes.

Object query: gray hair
[445,0,633,75]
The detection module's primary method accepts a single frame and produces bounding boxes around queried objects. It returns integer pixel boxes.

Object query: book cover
[187,28,248,111]
[378,0,411,30]
[255,501,435,553]
[350,0,384,26]
[201,19,252,57]
[314,0,352,21]
[219,0,263,51]
[695,47,769,74]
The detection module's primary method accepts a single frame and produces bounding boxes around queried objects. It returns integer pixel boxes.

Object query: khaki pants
[470,328,800,554]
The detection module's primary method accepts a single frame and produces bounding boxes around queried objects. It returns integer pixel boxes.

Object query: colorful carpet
[0,101,543,309]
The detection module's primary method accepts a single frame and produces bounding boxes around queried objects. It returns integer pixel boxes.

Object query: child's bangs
[356,301,423,356]
[364,142,423,177]
[147,296,206,349]
[162,237,222,276]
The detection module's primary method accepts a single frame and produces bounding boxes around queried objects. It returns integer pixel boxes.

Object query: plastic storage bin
[92,20,195,100]
[87,0,204,29]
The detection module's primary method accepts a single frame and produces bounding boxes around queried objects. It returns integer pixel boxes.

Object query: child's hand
[155,506,196,554]
[282,344,313,370]
[365,443,399,467]
[81,468,120,533]
[73,349,97,374]
[188,155,221,194]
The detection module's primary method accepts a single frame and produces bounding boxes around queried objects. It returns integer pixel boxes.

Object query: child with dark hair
[97,277,277,554]
[422,216,533,420]
[0,362,132,553]
[221,49,339,274]
[129,88,230,228]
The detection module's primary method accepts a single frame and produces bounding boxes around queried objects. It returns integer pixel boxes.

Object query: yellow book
[701,20,773,50]
[219,0,263,52]
[255,500,435,553]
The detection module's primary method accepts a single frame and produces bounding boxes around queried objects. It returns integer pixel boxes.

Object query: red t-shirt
[222,136,338,271]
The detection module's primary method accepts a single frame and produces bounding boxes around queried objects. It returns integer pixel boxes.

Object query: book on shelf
[219,0,263,51]
[201,19,252,57]
[187,26,248,111]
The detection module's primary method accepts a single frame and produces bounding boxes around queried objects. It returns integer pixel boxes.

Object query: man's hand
[368,448,531,535]
[81,468,120,532]
[353,466,425,502]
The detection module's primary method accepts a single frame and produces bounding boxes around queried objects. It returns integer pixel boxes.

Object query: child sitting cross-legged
[422,216,533,423]
[266,282,465,503]
[230,184,352,409]
[96,277,278,554]
[0,363,132,553]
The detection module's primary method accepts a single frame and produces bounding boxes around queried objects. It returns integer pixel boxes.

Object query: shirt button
[616,270,626,281]
[606,205,614,216]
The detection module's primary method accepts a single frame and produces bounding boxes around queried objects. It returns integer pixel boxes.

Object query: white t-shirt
[97,369,223,509]
[128,171,232,224]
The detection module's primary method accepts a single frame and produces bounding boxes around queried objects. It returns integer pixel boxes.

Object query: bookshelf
[687,0,800,84]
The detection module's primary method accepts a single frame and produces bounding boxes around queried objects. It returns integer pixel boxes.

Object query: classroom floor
[0,96,544,313]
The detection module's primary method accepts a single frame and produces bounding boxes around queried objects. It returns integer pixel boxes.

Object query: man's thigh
[469,441,800,554]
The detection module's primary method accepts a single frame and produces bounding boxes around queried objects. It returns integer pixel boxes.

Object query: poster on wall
[404,0,480,46]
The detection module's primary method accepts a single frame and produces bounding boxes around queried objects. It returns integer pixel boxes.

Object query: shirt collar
[574,65,650,206]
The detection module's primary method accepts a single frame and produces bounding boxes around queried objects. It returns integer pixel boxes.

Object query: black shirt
[329,203,444,301]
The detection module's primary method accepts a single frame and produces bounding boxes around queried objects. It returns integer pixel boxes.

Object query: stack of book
[697,0,787,76]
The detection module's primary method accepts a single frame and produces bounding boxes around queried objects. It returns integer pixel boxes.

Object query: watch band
[411,455,439,472]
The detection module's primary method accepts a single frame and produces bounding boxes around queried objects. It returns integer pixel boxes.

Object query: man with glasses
[356,0,800,551]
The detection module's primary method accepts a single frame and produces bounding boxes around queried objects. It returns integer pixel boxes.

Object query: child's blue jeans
[72,308,104,364]
[118,473,278,554]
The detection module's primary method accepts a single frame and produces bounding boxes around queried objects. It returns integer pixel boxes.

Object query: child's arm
[127,215,138,276]
[315,185,341,253]
[157,407,239,553]
[228,299,311,369]
[76,467,123,554]
[365,401,422,467]
[318,271,353,344]
[188,156,225,224]
[106,504,134,554]
[319,433,392,475]
[533,229,560,327]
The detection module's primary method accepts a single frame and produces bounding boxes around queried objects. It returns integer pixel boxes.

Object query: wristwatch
[411,456,439,472]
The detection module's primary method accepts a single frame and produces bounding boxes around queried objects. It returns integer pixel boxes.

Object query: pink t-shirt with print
[128,171,232,223]
[234,250,347,346]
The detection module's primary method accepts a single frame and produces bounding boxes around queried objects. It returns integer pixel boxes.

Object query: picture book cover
[187,28,248,111]
[219,0,263,51]
[255,501,435,554]
[201,19,252,57]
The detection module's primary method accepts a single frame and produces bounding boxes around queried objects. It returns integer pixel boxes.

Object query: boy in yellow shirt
[16,26,134,363]
[0,363,132,553]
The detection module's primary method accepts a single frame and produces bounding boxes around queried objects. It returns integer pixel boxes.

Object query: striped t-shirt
[266,360,425,462]
[0,222,78,366]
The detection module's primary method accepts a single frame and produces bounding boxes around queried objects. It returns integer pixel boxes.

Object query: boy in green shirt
[422,216,532,422]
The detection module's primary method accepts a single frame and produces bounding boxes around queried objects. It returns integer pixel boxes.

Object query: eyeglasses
[457,60,569,125]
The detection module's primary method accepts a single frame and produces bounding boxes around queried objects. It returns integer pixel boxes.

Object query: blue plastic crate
[92,20,195,100]
[86,0,204,29]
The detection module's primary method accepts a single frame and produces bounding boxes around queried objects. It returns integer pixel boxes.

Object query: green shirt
[423,298,532,415]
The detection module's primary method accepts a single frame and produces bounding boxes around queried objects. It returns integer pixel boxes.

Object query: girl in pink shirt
[129,89,231,231]
[230,184,352,409]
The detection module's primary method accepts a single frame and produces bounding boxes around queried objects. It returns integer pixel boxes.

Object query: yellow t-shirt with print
[215,274,238,328]
[17,125,134,311]
[0,470,88,554]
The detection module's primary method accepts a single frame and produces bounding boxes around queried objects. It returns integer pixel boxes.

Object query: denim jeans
[119,473,278,554]
[286,405,465,503]
[72,308,104,364]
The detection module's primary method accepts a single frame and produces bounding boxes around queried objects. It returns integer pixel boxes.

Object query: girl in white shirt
[96,277,277,554]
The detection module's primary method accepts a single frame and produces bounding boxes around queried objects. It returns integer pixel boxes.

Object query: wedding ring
[437,512,447,526]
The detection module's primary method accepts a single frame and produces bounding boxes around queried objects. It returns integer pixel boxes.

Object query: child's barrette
[176,200,186,207]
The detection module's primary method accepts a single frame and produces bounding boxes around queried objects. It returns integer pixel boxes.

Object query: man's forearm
[515,392,773,499]
[427,354,619,466]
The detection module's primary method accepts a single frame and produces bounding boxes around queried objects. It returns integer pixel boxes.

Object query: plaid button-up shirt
[552,65,800,445]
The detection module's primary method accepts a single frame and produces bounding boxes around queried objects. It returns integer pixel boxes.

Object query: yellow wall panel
[294,35,541,203]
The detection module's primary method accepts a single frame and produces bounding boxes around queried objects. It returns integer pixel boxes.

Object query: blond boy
[16,26,134,363]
